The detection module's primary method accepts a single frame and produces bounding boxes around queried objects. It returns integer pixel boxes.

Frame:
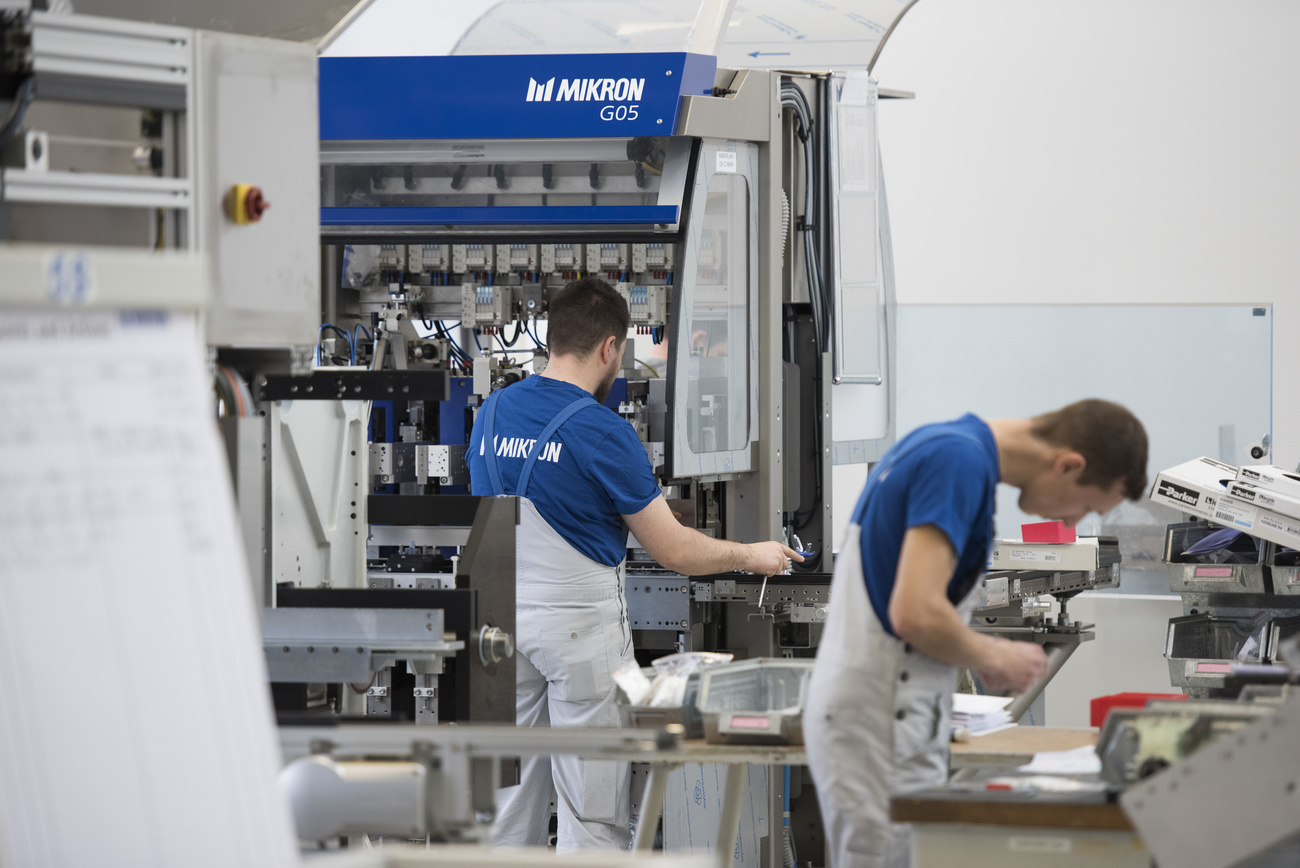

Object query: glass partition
[890,304,1273,595]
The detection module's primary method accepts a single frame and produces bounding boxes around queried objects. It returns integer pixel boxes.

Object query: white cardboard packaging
[1150,457,1300,549]
[988,537,1101,571]
[1236,465,1300,502]
[1149,457,1236,521]
[1223,480,1300,522]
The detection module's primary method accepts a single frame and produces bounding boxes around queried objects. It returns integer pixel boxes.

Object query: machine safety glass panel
[669,142,758,478]
[830,72,884,386]
[320,136,692,236]
[324,0,917,70]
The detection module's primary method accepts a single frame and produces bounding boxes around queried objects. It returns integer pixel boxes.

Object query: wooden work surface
[949,726,1098,769]
[627,727,1093,770]
[891,789,1132,831]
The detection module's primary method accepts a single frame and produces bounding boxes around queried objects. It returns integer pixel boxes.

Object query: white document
[952,693,1016,736]
[0,310,297,867]
[952,693,1015,715]
[1017,745,1104,776]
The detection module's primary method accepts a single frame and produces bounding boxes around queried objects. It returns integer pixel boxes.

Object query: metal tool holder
[970,537,1121,722]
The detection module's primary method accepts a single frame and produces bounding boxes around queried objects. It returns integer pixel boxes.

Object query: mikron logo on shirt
[482,435,563,464]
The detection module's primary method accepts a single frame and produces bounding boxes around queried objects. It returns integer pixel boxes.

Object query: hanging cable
[502,319,524,348]
[0,77,35,150]
[781,81,831,355]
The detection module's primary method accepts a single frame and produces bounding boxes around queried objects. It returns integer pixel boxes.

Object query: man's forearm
[625,496,791,577]
[655,529,750,576]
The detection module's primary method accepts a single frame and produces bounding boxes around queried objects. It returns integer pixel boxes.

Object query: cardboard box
[1236,465,1300,502]
[1021,520,1077,543]
[1149,456,1237,522]
[1151,458,1300,549]
[988,537,1101,571]
[1223,480,1300,522]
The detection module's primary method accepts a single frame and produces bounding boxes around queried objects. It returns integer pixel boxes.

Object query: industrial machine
[273,46,897,721]
[972,536,1121,721]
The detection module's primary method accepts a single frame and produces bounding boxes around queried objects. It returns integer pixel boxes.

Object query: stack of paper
[1017,745,1103,775]
[951,693,1017,737]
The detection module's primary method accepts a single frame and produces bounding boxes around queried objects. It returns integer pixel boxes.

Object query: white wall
[867,0,1300,724]
[873,0,1298,468]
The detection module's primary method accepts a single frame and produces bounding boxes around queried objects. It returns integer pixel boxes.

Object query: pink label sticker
[729,715,772,730]
[1193,567,1235,578]
[1196,663,1233,674]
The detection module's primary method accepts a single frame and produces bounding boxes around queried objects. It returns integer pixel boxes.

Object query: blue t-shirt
[853,414,999,637]
[467,376,661,566]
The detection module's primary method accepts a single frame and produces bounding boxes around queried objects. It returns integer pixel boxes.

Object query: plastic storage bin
[1089,692,1187,727]
[1164,521,1267,594]
[1271,548,1300,596]
[696,659,813,745]
[617,669,706,737]
[1165,614,1271,694]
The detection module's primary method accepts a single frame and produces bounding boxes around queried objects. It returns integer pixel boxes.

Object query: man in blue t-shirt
[804,401,1148,868]
[468,276,802,852]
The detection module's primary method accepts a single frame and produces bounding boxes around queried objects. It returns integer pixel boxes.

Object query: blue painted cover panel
[320,205,679,226]
[320,53,717,140]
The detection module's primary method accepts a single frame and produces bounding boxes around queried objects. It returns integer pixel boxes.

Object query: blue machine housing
[320,52,717,141]
[320,52,715,231]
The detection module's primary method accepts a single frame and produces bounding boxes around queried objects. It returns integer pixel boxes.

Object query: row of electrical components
[375,242,675,275]
[460,281,669,329]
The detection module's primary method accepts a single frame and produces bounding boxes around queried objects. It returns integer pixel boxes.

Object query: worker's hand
[743,541,805,577]
[975,639,1049,694]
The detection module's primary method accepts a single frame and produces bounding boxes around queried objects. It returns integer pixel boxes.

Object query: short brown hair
[547,276,630,357]
[1031,399,1149,500]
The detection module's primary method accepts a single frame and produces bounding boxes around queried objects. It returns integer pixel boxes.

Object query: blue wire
[319,323,353,366]
[353,324,372,365]
[435,320,473,369]
[527,320,547,349]
[472,330,483,352]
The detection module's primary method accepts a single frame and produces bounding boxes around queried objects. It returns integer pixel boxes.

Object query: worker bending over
[804,400,1148,868]
[467,276,802,851]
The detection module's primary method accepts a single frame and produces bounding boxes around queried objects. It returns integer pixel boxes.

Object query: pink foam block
[1021,520,1076,543]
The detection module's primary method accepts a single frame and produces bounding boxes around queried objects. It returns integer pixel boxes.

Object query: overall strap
[480,390,507,495]
[517,395,599,497]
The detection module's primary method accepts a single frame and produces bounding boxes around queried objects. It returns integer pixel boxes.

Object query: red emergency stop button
[224,183,270,224]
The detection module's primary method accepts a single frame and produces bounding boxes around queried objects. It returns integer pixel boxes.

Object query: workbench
[894,725,1147,867]
[949,726,1099,769]
[891,787,1148,867]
